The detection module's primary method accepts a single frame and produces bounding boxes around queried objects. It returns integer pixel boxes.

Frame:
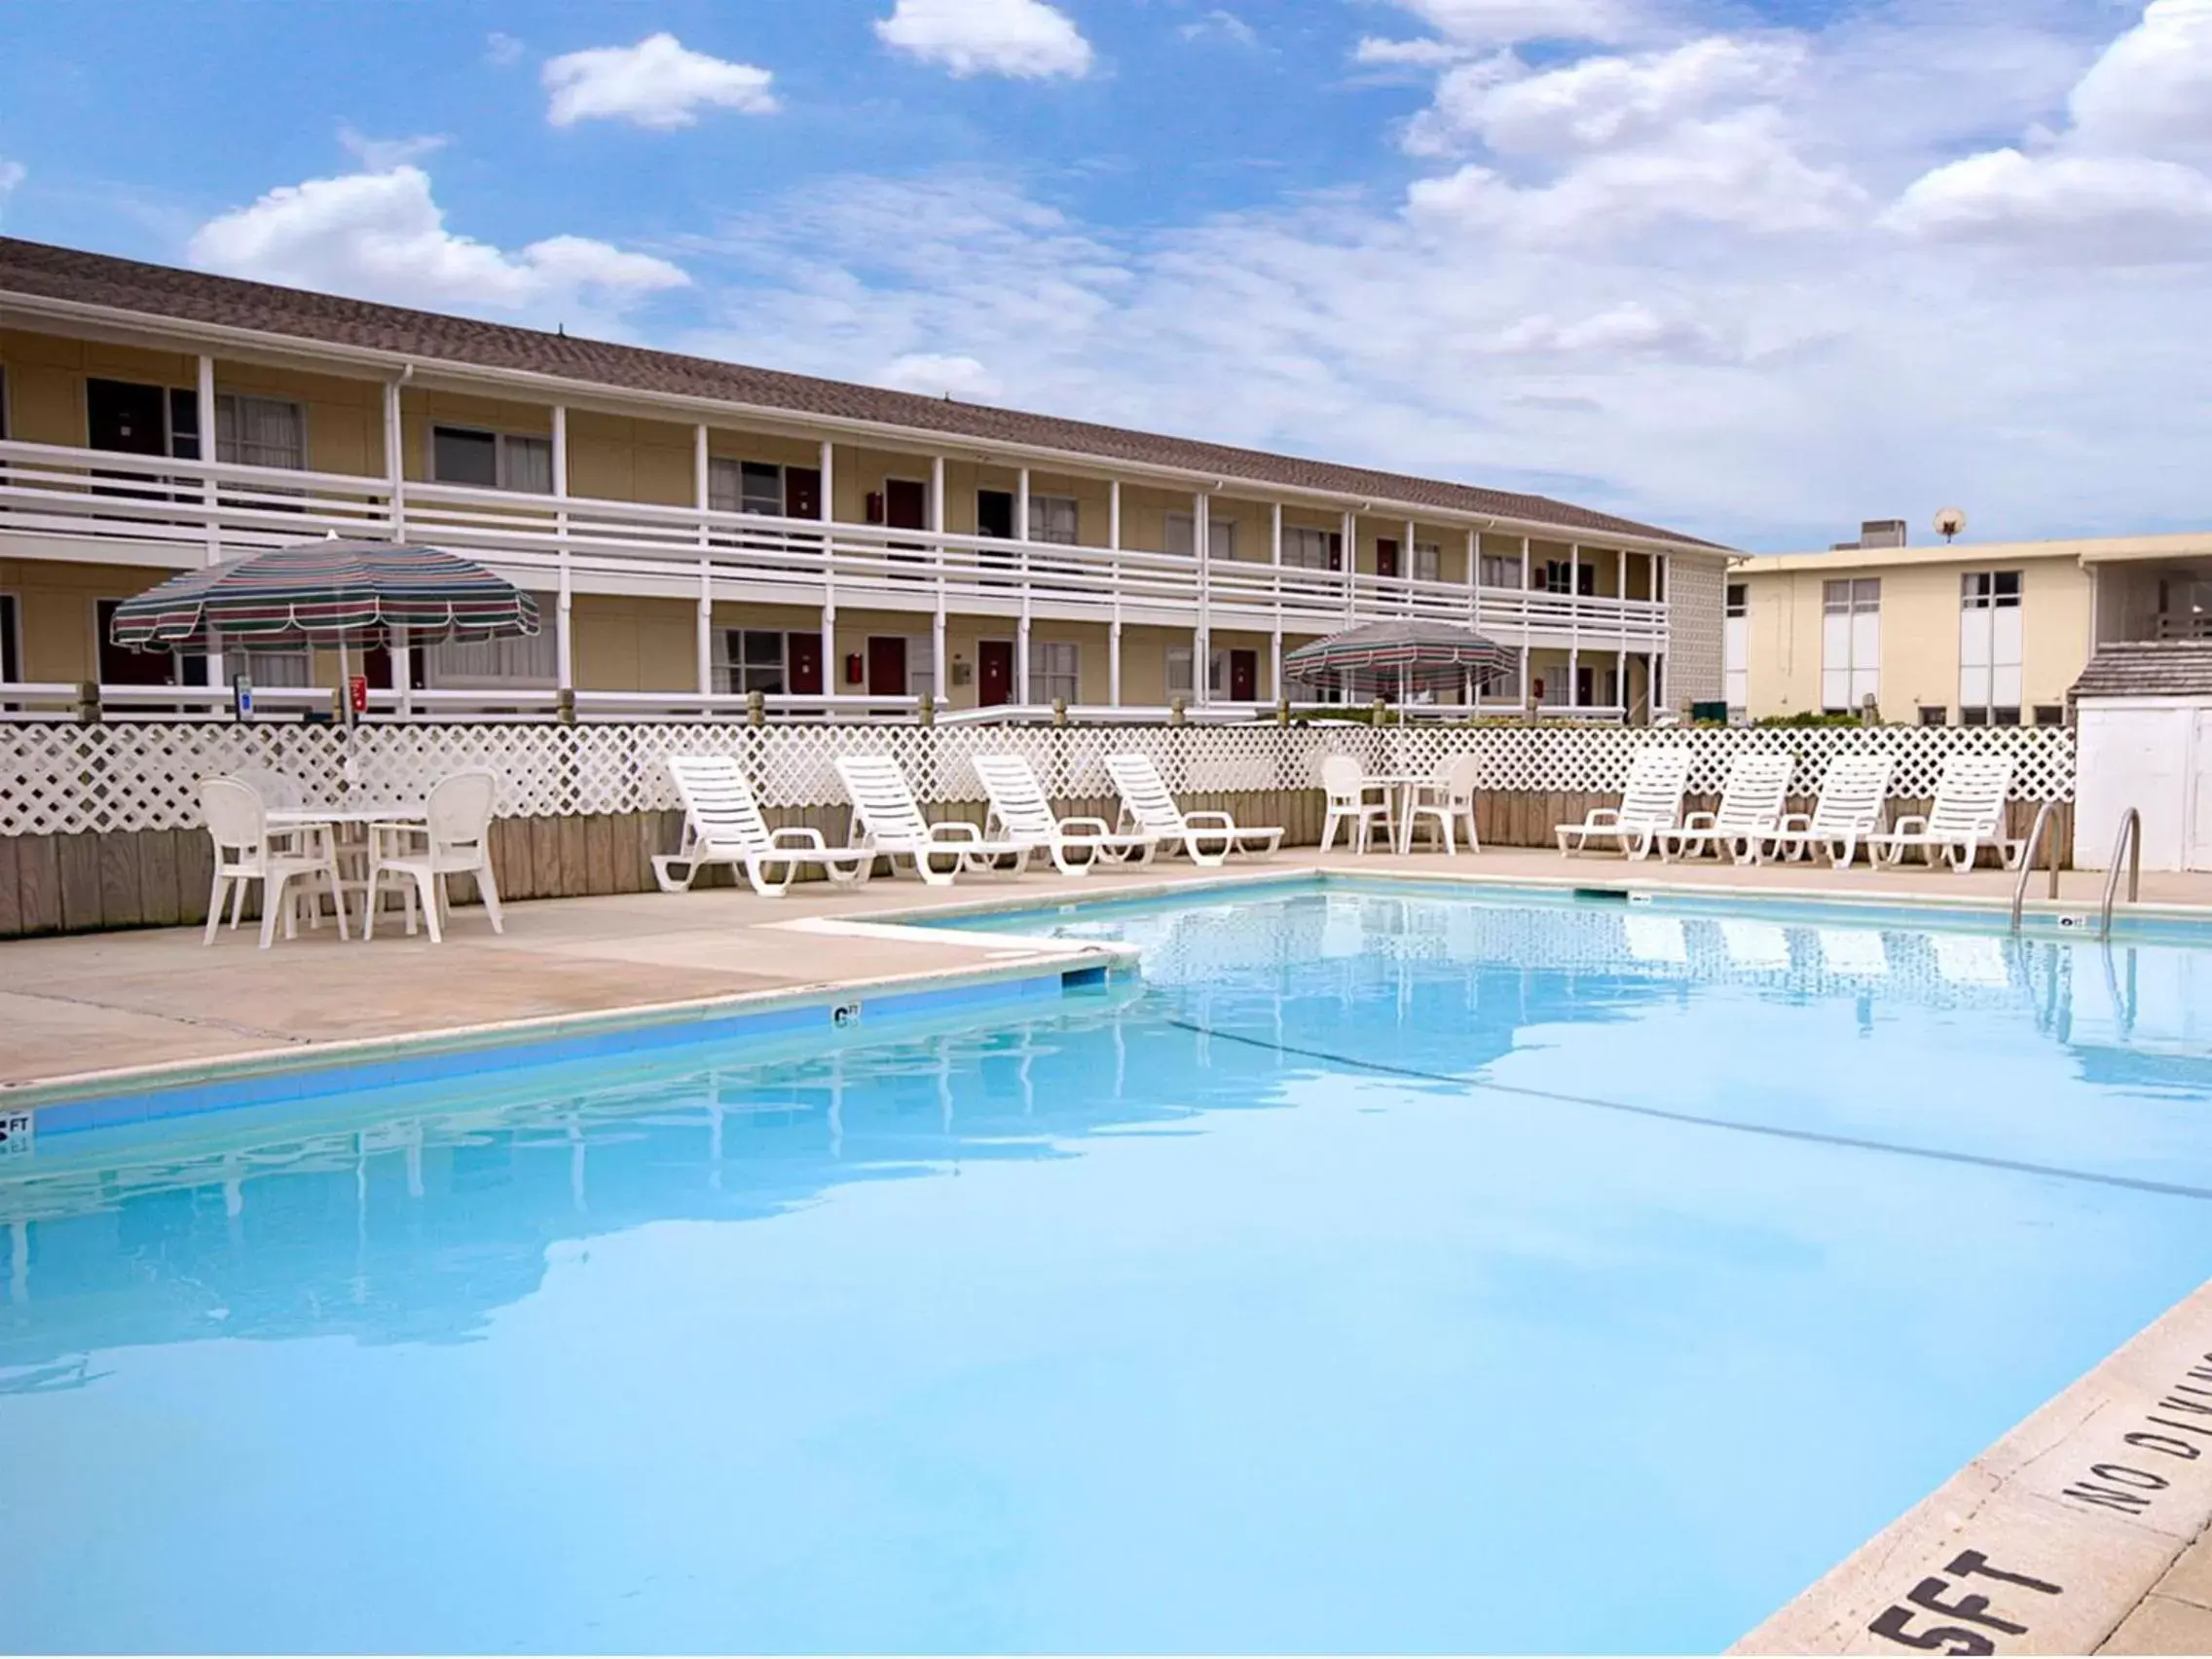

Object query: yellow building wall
[571,594,696,692]
[0,556,180,681]
[1740,554,2094,719]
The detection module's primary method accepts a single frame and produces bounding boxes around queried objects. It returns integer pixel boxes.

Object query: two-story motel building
[0,238,1728,719]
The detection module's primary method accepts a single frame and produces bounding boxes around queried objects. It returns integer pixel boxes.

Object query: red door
[1376,537,1400,579]
[783,467,822,521]
[866,636,908,697]
[1229,649,1258,702]
[884,479,927,531]
[978,640,1014,707]
[787,632,824,695]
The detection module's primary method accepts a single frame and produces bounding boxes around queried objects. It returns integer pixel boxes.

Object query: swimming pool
[4,878,2212,1652]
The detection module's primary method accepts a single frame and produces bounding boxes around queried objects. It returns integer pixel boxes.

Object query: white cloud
[1385,0,1635,48]
[1884,149,2212,256]
[485,31,526,68]
[1482,301,1727,359]
[0,160,23,195]
[876,0,1093,79]
[880,352,1003,398]
[186,166,689,320]
[1355,36,1477,68]
[2066,0,2212,155]
[1414,37,1806,158]
[337,128,448,170]
[1180,10,1257,48]
[542,33,778,129]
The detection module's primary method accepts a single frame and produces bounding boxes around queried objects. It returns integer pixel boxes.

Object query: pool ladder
[2009,802,2141,938]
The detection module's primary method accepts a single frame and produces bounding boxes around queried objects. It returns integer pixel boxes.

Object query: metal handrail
[2010,799,2065,932]
[2099,807,2142,939]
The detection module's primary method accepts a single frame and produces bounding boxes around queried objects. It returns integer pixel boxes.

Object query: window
[432,425,553,494]
[1821,577,1880,712]
[722,629,787,694]
[708,459,786,516]
[1543,560,1597,596]
[1413,541,1441,583]
[1163,512,1235,560]
[1723,582,1749,711]
[1281,527,1337,571]
[1479,553,1523,588]
[1165,645,1193,698]
[216,394,306,470]
[1029,640,1080,703]
[239,645,313,687]
[1919,706,1949,726]
[1960,569,2023,724]
[428,600,559,684]
[0,592,18,682]
[1028,495,1079,545]
[2035,705,2066,727]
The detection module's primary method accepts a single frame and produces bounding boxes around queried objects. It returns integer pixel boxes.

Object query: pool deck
[11,842,2212,1653]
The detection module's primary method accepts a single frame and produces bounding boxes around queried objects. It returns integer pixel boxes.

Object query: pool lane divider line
[1161,1016,2212,1203]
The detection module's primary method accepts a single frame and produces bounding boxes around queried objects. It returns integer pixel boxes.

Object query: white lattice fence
[0,719,2075,837]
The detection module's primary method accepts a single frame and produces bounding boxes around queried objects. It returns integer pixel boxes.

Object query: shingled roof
[0,236,1721,550]
[2071,641,2212,701]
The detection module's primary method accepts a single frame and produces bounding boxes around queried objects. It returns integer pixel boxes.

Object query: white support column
[1520,642,1532,713]
[822,603,836,705]
[1521,534,1531,591]
[695,424,713,698]
[1568,645,1581,710]
[930,454,947,698]
[553,405,572,693]
[1108,479,1122,550]
[1341,509,1357,626]
[1271,501,1282,565]
[1016,466,1033,704]
[1110,620,1124,707]
[1195,490,1210,706]
[1016,466,1030,545]
[383,379,407,541]
[1271,629,1283,703]
[1617,646,1628,718]
[1568,540,1581,709]
[1654,551,1670,718]
[1404,518,1417,616]
[819,439,834,529]
[1108,482,1123,698]
[197,354,223,687]
[1521,533,1533,713]
[1017,614,1032,704]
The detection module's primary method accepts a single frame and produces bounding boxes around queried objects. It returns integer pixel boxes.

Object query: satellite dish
[1935,506,1967,543]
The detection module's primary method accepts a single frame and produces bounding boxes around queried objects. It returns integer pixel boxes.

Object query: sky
[1,0,2208,551]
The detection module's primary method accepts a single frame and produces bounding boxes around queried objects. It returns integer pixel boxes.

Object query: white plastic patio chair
[1105,752,1283,867]
[363,769,504,943]
[1403,754,1482,855]
[1657,752,1792,863]
[836,755,1030,887]
[1758,755,1895,868]
[1319,755,1393,855]
[652,755,871,896]
[200,775,349,950]
[973,754,1161,875]
[1555,748,1691,860]
[1862,754,2023,872]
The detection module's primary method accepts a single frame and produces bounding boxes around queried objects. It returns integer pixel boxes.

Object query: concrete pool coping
[12,850,2212,1651]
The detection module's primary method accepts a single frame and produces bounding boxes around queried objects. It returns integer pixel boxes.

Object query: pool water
[6,881,2212,1653]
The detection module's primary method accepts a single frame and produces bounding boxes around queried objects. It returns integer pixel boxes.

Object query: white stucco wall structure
[2069,645,2212,871]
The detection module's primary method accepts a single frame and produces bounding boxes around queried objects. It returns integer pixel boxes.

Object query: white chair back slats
[1618,749,1691,829]
[1712,752,1792,832]
[1925,754,2013,835]
[1810,755,1895,834]
[973,755,1059,843]
[1106,753,1186,834]
[425,769,498,856]
[1320,755,1367,807]
[670,755,774,855]
[836,756,935,846]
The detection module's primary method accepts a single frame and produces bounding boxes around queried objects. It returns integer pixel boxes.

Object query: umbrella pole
[338,636,352,727]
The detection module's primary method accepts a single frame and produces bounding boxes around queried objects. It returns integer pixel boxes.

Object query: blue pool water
[6,880,2212,1653]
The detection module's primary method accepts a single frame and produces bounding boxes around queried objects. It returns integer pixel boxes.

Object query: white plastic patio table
[1356,775,1432,855]
[267,804,426,935]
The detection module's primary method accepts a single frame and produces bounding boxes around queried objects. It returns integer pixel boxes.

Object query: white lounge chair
[1657,752,1791,863]
[200,775,349,950]
[1319,755,1393,855]
[1555,748,1691,860]
[836,755,1030,887]
[1105,752,1282,867]
[364,769,504,944]
[1862,754,2023,872]
[652,755,871,896]
[1403,755,1482,855]
[1758,755,1895,868]
[973,754,1161,875]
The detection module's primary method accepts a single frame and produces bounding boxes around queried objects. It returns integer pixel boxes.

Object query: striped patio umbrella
[108,538,539,653]
[1284,619,1516,698]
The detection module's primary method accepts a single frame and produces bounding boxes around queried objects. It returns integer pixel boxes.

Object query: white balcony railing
[0,437,1670,647]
